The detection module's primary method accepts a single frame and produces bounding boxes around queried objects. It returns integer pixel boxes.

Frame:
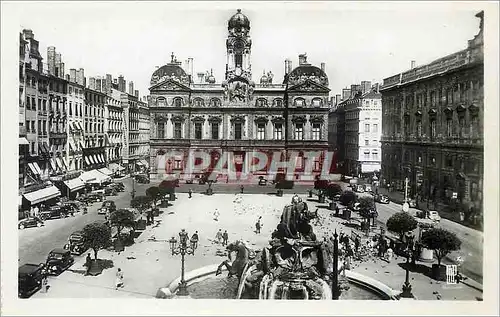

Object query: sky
[9,1,485,98]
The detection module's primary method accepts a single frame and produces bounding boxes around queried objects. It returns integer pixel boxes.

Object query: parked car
[86,192,105,203]
[374,194,390,204]
[104,187,117,196]
[64,230,89,255]
[18,263,46,298]
[61,201,83,213]
[352,184,365,193]
[39,206,70,221]
[98,200,116,215]
[135,174,150,184]
[45,248,75,275]
[364,184,373,193]
[428,210,441,222]
[112,182,125,192]
[258,178,268,186]
[18,217,44,229]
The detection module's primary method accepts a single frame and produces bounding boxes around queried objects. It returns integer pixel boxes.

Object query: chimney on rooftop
[129,81,134,95]
[411,60,416,69]
[89,77,96,90]
[70,69,76,83]
[320,62,326,72]
[134,90,139,98]
[298,53,308,65]
[197,72,205,83]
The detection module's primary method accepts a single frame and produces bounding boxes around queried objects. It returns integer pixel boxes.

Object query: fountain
[158,196,401,300]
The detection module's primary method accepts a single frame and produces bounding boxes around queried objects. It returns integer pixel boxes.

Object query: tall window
[446,118,453,137]
[174,122,182,139]
[372,151,379,160]
[416,120,422,136]
[312,99,321,107]
[294,99,305,107]
[275,99,283,108]
[194,122,202,140]
[430,120,436,139]
[458,117,465,137]
[364,124,370,132]
[69,102,72,116]
[235,54,242,68]
[312,123,321,140]
[257,123,265,140]
[373,123,378,132]
[295,123,304,140]
[211,122,219,140]
[157,122,164,138]
[470,115,479,138]
[274,123,283,140]
[234,123,242,140]
[365,140,369,146]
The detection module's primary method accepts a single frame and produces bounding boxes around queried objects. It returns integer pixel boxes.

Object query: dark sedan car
[39,206,70,221]
[374,194,390,204]
[46,248,75,275]
[18,217,44,230]
[18,263,45,298]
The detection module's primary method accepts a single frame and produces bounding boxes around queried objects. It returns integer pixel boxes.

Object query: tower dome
[228,9,250,29]
[260,70,268,84]
[207,69,216,84]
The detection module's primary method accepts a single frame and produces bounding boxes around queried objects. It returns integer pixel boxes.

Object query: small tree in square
[386,212,418,241]
[358,196,376,224]
[130,195,152,212]
[83,222,111,260]
[146,186,161,208]
[109,209,136,240]
[325,183,343,200]
[340,190,357,207]
[421,228,461,267]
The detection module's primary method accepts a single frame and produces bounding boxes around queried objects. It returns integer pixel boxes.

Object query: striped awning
[19,137,29,145]
[64,177,85,191]
[49,158,57,172]
[89,156,96,164]
[85,156,91,166]
[33,162,42,174]
[27,163,39,175]
[93,154,100,164]
[100,154,105,163]
[23,185,61,205]
[56,157,64,171]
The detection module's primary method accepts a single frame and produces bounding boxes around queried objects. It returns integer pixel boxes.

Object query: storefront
[108,163,126,176]
[22,185,61,212]
[79,169,111,188]
[98,167,114,177]
[61,177,86,200]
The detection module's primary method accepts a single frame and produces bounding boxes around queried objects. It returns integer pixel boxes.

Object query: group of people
[215,229,229,246]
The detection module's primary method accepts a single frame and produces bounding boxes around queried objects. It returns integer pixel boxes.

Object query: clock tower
[225,9,252,81]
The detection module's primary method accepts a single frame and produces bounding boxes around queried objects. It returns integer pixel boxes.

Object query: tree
[146,186,161,208]
[82,222,111,260]
[324,183,343,200]
[386,212,418,241]
[421,228,461,266]
[339,190,357,206]
[130,195,152,212]
[358,196,376,224]
[109,209,136,240]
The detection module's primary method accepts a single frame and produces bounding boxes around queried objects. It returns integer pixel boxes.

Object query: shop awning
[80,170,98,183]
[28,163,39,175]
[93,155,99,164]
[89,156,96,164]
[85,156,91,166]
[64,177,85,191]
[19,137,29,145]
[100,154,105,163]
[98,167,114,176]
[33,162,42,175]
[80,169,111,184]
[80,141,85,149]
[109,163,119,172]
[49,158,57,172]
[23,185,61,205]
[140,159,149,167]
[136,161,144,166]
[56,157,64,171]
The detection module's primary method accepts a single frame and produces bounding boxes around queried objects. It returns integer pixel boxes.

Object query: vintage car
[374,194,390,204]
[64,231,89,255]
[18,263,45,298]
[45,248,75,275]
[110,182,125,192]
[60,201,83,213]
[86,192,105,204]
[353,184,365,193]
[18,217,44,229]
[104,187,117,196]
[135,174,150,184]
[39,206,70,221]
[258,178,268,186]
[364,184,373,193]
[97,200,117,215]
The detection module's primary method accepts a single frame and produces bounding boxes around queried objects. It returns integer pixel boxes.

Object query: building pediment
[288,79,330,93]
[150,79,191,92]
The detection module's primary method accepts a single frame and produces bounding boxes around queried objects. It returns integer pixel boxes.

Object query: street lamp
[400,253,414,298]
[331,229,340,300]
[169,229,197,296]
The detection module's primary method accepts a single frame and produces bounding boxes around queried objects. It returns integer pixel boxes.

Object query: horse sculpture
[215,241,250,280]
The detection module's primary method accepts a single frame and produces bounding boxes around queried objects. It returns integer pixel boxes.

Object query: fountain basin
[159,264,401,300]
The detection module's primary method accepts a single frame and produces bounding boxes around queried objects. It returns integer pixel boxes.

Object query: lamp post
[400,253,414,298]
[332,229,340,300]
[402,177,410,212]
[169,229,197,296]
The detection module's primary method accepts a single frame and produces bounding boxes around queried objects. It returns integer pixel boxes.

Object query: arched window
[255,98,267,107]
[173,98,183,107]
[311,98,322,107]
[157,98,166,107]
[294,98,305,108]
[274,98,283,108]
[193,98,204,107]
[211,98,221,107]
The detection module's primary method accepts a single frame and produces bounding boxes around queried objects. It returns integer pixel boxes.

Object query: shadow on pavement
[398,262,434,280]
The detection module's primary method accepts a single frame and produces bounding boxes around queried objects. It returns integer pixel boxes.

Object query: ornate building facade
[380,12,483,211]
[148,10,330,181]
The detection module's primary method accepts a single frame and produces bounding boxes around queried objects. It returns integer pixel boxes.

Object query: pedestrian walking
[213,209,220,221]
[115,268,124,289]
[386,248,394,262]
[255,216,262,234]
[41,274,49,293]
[216,229,223,244]
[191,231,199,249]
[188,188,193,199]
[222,230,229,246]
[85,253,92,275]
[354,236,360,254]
[240,184,244,194]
